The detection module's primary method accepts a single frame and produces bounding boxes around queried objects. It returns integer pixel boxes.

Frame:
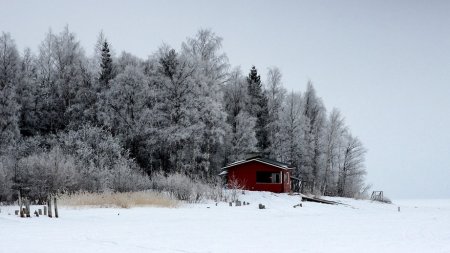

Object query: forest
[0,27,368,203]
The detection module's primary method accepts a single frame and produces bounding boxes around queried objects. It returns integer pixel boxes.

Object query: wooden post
[15,210,19,215]
[48,198,52,218]
[18,193,23,218]
[54,197,59,218]
[43,206,47,216]
[25,201,31,218]
[38,209,42,215]
[398,206,400,212]
[18,190,22,212]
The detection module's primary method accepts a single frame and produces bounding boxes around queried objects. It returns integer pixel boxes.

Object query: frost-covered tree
[0,156,14,202]
[34,27,86,133]
[16,48,39,136]
[181,29,229,176]
[99,65,153,171]
[59,125,149,192]
[229,111,257,161]
[151,47,202,173]
[337,133,367,197]
[321,108,347,195]
[265,67,286,159]
[116,51,142,73]
[223,68,257,162]
[224,69,247,133]
[301,82,326,189]
[0,32,20,151]
[278,91,304,177]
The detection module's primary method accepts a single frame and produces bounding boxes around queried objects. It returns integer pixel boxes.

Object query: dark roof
[221,156,294,170]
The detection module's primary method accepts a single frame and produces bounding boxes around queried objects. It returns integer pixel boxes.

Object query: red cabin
[220,157,294,193]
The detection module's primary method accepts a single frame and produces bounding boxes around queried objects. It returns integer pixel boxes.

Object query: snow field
[1,192,449,253]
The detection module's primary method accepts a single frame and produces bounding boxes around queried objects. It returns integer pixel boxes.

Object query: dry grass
[58,191,179,208]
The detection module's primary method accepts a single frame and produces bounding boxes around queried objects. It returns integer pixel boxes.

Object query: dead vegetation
[58,191,179,209]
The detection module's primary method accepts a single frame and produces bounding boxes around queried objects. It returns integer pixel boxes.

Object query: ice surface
[1,192,449,253]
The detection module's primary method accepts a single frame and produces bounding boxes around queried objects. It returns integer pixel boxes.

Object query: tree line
[0,27,368,202]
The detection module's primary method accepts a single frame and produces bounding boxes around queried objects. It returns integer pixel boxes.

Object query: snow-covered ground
[1,192,449,253]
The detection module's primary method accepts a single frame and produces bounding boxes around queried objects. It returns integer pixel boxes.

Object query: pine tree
[246,66,262,117]
[99,40,113,88]
[246,66,270,153]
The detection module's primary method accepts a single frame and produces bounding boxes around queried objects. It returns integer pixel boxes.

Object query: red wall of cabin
[226,160,291,193]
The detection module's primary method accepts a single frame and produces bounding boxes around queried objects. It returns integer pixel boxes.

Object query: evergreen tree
[99,40,114,88]
[246,66,262,116]
[246,66,270,153]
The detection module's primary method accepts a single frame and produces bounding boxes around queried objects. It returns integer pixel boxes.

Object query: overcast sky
[1,0,449,199]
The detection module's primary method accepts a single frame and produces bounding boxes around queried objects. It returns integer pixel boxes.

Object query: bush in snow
[150,172,227,203]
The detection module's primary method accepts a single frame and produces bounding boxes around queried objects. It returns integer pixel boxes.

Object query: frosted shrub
[150,172,225,203]
[16,147,78,202]
[110,162,151,192]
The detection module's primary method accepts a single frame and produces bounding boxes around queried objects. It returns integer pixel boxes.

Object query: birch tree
[337,133,367,197]
[265,67,286,159]
[302,82,326,190]
[321,108,347,195]
[278,91,304,177]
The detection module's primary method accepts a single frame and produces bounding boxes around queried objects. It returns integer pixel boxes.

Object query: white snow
[1,192,449,253]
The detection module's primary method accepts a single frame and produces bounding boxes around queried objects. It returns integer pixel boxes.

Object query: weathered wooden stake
[398,206,400,212]
[48,198,53,218]
[25,201,31,218]
[18,190,22,212]
[43,206,47,216]
[54,197,59,218]
[38,209,42,215]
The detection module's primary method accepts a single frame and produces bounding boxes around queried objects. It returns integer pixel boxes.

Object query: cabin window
[256,172,281,183]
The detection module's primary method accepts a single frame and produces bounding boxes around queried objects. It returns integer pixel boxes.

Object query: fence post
[48,197,53,218]
[25,200,31,218]
[54,197,59,218]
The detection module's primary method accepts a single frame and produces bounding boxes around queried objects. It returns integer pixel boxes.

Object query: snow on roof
[221,157,294,171]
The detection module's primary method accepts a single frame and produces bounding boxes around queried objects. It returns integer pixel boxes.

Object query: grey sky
[1,0,449,198]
